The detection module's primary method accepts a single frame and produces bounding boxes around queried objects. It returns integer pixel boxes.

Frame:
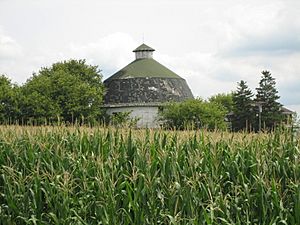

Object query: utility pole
[258,104,262,132]
[254,101,265,132]
[252,101,264,132]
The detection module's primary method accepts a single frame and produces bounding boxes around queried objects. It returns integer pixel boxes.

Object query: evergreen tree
[232,80,254,131]
[255,70,282,130]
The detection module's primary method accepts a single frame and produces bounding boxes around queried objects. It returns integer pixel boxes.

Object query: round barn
[103,43,193,128]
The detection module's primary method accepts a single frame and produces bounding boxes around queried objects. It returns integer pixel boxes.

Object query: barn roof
[281,106,294,115]
[105,58,181,81]
[103,43,194,106]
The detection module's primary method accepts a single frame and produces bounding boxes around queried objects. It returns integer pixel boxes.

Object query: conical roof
[105,58,181,82]
[104,44,193,106]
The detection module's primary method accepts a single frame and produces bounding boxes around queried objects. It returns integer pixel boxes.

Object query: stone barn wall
[104,77,193,105]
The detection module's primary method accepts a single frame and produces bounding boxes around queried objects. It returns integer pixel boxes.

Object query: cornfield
[0,126,300,224]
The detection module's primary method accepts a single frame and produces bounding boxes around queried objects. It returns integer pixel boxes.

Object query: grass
[0,126,300,224]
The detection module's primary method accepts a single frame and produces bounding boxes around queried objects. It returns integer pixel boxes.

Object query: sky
[0,0,300,113]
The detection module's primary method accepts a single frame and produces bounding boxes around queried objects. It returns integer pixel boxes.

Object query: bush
[160,98,227,130]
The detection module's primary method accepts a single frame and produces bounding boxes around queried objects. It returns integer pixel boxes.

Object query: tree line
[161,71,287,131]
[0,60,105,125]
[0,59,289,130]
[232,71,283,131]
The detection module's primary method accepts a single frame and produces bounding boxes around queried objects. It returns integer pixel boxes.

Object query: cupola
[133,43,155,59]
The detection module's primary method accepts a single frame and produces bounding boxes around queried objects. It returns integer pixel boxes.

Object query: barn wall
[104,77,193,105]
[106,106,160,128]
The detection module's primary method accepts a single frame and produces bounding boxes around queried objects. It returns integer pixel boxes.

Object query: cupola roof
[133,43,155,52]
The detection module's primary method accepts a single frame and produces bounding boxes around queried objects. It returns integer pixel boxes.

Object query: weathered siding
[104,77,193,105]
[106,106,160,128]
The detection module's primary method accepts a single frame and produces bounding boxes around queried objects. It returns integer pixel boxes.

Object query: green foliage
[1,127,300,224]
[20,59,104,124]
[232,80,255,131]
[209,93,234,113]
[109,111,140,127]
[160,98,227,130]
[0,75,20,123]
[255,70,283,130]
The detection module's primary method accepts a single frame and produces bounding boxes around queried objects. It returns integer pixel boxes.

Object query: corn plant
[0,126,299,224]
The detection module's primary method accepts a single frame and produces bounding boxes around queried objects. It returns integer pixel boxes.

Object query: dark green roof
[133,43,155,52]
[105,58,182,81]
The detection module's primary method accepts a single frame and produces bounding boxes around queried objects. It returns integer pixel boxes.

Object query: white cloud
[0,30,25,82]
[0,32,22,60]
[66,32,138,78]
[0,32,138,83]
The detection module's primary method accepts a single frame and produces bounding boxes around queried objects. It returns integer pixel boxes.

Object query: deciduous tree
[20,59,104,124]
[160,98,227,130]
[0,75,20,123]
[209,93,233,113]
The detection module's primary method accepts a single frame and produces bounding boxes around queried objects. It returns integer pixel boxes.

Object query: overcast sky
[1,0,300,113]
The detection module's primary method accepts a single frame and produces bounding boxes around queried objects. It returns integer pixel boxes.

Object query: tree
[20,74,61,124]
[232,80,255,132]
[160,98,227,130]
[255,70,282,130]
[209,93,234,113]
[108,111,140,127]
[0,75,20,124]
[20,59,105,124]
